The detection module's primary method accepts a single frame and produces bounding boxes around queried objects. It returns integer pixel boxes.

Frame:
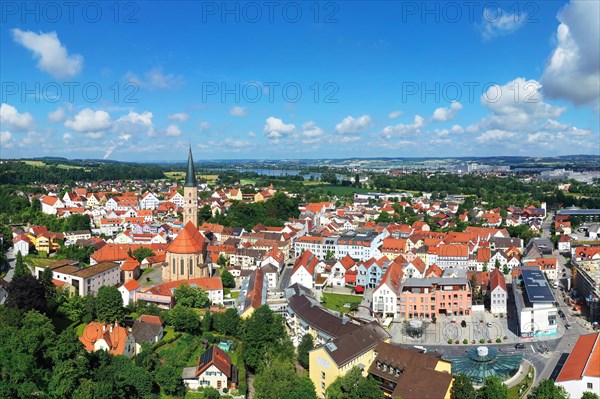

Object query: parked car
[515,343,526,349]
[486,322,493,327]
[565,323,572,330]
[558,309,565,318]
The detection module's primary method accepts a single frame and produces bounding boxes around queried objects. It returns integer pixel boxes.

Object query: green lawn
[321,292,363,313]
[508,366,534,399]
[156,333,205,368]
[24,256,55,268]
[240,178,256,186]
[318,185,372,196]
[75,323,86,337]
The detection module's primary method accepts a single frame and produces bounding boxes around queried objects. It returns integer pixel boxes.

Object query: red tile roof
[121,257,140,271]
[122,279,141,291]
[79,322,131,356]
[490,268,506,291]
[147,277,223,296]
[556,333,600,382]
[167,222,205,254]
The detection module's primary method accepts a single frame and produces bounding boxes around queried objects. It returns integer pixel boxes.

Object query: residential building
[372,260,403,319]
[437,244,469,269]
[368,342,453,399]
[294,230,385,262]
[35,259,121,296]
[182,344,238,392]
[556,333,600,399]
[237,268,267,319]
[572,260,600,324]
[135,277,223,309]
[63,230,92,245]
[398,273,472,319]
[290,250,320,290]
[513,268,558,337]
[79,321,136,358]
[131,315,164,353]
[309,322,390,398]
[489,268,507,316]
[119,279,141,306]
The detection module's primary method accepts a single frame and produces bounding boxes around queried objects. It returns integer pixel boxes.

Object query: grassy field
[156,333,206,368]
[240,178,256,186]
[507,366,534,399]
[24,256,55,268]
[319,185,372,196]
[75,323,86,337]
[321,292,363,314]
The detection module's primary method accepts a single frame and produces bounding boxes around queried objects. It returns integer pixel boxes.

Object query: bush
[463,339,468,344]
[496,338,502,343]
[480,338,485,344]
[448,339,453,344]
[455,340,459,344]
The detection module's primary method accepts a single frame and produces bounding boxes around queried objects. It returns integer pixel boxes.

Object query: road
[278,264,293,290]
[3,248,16,283]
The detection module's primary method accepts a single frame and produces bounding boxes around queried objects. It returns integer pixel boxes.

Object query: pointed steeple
[184,147,198,187]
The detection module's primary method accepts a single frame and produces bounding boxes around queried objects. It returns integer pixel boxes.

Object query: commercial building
[294,230,386,262]
[572,260,600,324]
[512,268,558,337]
[35,259,121,296]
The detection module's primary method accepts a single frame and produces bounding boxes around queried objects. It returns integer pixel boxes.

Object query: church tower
[183,147,198,227]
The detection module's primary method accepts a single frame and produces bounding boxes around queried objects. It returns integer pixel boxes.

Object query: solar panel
[521,269,555,303]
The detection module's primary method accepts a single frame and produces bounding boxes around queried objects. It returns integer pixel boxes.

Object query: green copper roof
[184,147,197,187]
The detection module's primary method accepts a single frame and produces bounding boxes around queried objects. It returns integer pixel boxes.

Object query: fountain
[444,346,523,384]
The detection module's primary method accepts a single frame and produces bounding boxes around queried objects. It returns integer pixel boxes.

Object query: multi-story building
[437,244,470,269]
[398,273,472,319]
[372,261,402,319]
[35,259,121,296]
[309,322,390,398]
[294,230,386,262]
[513,268,558,337]
[489,268,507,316]
[572,260,600,324]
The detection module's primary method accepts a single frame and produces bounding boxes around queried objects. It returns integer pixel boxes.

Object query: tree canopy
[325,366,383,399]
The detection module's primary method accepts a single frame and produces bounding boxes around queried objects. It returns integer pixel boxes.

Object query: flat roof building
[513,268,558,337]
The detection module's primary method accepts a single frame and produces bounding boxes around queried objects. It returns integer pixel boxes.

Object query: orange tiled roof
[556,333,600,382]
[122,279,141,291]
[167,222,205,254]
[79,322,131,356]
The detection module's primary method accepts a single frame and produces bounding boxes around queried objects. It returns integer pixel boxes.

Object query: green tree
[221,269,236,288]
[66,214,92,231]
[477,376,507,399]
[254,355,317,399]
[202,309,213,332]
[173,283,210,308]
[213,308,240,336]
[154,365,185,396]
[168,304,200,333]
[96,286,124,323]
[326,366,383,399]
[59,294,89,322]
[376,211,391,223]
[582,392,600,399]
[5,275,48,314]
[203,387,221,399]
[242,305,288,373]
[450,374,476,399]
[13,252,31,278]
[198,204,212,223]
[527,379,568,399]
[132,247,155,263]
[297,333,314,370]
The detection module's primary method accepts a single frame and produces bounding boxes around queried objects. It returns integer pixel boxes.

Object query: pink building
[398,277,472,319]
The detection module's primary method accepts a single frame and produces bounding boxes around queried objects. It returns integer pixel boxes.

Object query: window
[180,258,185,275]
[321,372,326,379]
[587,383,593,389]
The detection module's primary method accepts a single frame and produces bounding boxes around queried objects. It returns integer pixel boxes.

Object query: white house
[556,332,600,399]
[119,279,141,306]
[290,250,319,290]
[182,344,238,392]
[140,192,161,210]
[168,192,185,208]
[13,235,31,256]
[35,260,121,296]
[489,269,507,316]
[41,196,64,215]
[372,261,402,319]
[261,264,279,289]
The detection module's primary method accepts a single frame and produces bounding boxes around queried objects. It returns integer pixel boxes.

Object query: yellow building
[308,322,390,398]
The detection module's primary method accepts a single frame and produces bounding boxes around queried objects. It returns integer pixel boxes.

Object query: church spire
[184,147,197,187]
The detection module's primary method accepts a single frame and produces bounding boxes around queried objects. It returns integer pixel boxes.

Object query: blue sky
[1,0,598,161]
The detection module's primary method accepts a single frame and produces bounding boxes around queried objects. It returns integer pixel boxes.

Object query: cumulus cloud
[263,117,295,143]
[0,103,34,131]
[125,67,183,89]
[475,129,517,143]
[48,107,66,123]
[381,115,425,139]
[65,108,112,132]
[11,29,83,79]
[540,0,600,106]
[168,112,189,122]
[432,101,463,122]
[165,124,182,137]
[1,131,14,149]
[62,133,72,144]
[112,111,155,137]
[480,10,526,40]
[247,131,256,138]
[473,78,565,132]
[229,106,247,117]
[388,110,402,119]
[335,115,371,134]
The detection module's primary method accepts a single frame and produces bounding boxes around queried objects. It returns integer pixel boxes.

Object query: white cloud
[0,103,34,131]
[247,131,256,138]
[302,121,324,138]
[381,115,425,139]
[62,133,72,143]
[199,121,211,132]
[65,108,112,132]
[0,131,14,149]
[335,115,371,134]
[540,0,600,106]
[263,117,295,142]
[480,10,526,40]
[473,78,566,132]
[168,112,189,122]
[11,29,83,79]
[337,136,361,144]
[48,107,66,123]
[165,124,182,137]
[432,101,463,122]
[388,110,402,119]
[125,67,183,89]
[85,132,104,140]
[475,129,517,143]
[230,106,247,117]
